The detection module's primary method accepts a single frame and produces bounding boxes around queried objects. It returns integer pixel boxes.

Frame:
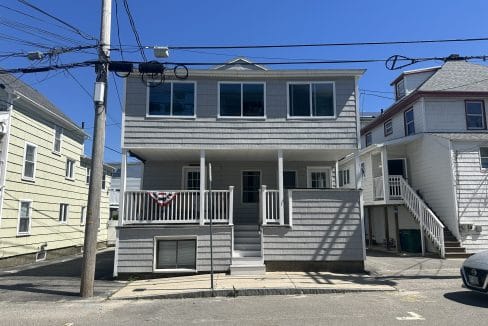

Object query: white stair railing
[389,176,445,258]
[261,186,280,224]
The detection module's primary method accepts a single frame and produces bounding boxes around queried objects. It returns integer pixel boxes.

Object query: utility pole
[80,0,111,298]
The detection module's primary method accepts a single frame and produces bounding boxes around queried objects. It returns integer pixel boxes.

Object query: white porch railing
[261,186,280,224]
[390,176,445,258]
[123,188,233,224]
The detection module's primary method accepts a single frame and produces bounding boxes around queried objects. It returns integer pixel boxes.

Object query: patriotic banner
[148,191,177,206]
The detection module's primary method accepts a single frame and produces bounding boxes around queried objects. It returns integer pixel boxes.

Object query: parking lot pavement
[0,248,126,302]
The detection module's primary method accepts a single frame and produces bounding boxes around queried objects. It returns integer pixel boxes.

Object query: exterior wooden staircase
[443,228,471,259]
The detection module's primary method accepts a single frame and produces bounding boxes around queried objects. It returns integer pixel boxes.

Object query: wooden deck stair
[230,225,265,275]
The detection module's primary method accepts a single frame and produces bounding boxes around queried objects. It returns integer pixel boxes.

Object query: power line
[117,36,488,51]
[121,0,147,61]
[113,0,125,61]
[105,145,121,154]
[111,72,124,113]
[17,0,97,41]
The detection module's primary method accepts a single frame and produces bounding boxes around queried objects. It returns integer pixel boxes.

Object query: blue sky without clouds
[1,0,488,162]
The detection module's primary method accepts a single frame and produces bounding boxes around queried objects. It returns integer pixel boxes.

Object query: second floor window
[465,100,486,130]
[86,167,91,184]
[404,108,415,136]
[480,147,488,169]
[22,143,37,180]
[289,82,335,117]
[53,125,62,153]
[148,82,195,116]
[395,79,406,100]
[59,203,68,223]
[66,159,75,179]
[384,119,393,137]
[365,132,372,147]
[219,83,265,117]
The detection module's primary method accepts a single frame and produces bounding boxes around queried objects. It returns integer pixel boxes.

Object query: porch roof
[128,148,355,162]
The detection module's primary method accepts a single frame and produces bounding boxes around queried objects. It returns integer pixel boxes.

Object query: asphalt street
[0,251,487,325]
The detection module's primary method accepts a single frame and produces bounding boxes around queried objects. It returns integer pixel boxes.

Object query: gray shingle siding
[124,75,358,150]
[263,190,363,262]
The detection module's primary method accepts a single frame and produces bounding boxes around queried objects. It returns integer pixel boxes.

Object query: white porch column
[199,150,206,225]
[381,146,389,203]
[335,160,340,188]
[118,149,128,227]
[277,150,284,225]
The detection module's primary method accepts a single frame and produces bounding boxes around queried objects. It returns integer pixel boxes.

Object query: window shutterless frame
[479,147,488,169]
[365,132,372,147]
[465,100,486,130]
[21,142,37,182]
[153,236,197,273]
[286,81,336,119]
[52,125,63,154]
[17,199,32,236]
[65,159,75,180]
[217,81,266,119]
[59,203,69,224]
[404,108,415,136]
[306,166,332,188]
[384,119,393,137]
[145,80,197,118]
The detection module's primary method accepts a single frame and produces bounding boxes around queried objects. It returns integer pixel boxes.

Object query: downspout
[449,140,461,240]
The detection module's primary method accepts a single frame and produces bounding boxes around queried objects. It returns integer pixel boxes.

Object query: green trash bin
[399,229,422,253]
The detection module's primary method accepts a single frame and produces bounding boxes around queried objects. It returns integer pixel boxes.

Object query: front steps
[231,225,265,275]
[443,229,471,259]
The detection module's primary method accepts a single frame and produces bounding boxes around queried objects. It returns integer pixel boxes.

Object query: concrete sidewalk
[110,272,396,300]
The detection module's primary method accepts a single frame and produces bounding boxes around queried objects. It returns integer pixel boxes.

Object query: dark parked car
[461,250,488,292]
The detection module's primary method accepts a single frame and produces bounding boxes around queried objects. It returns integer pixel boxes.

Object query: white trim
[80,206,87,226]
[0,106,13,226]
[217,81,267,118]
[306,166,332,188]
[145,80,197,118]
[152,236,198,273]
[59,203,69,224]
[16,199,32,236]
[21,141,37,182]
[52,125,63,155]
[85,167,91,185]
[404,107,415,136]
[286,81,336,119]
[241,170,262,205]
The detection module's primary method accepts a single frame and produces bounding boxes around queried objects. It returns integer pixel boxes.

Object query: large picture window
[155,239,196,270]
[288,82,335,117]
[219,83,265,117]
[148,82,195,116]
[465,100,486,130]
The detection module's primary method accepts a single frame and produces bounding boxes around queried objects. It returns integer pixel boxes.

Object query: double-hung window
[148,82,195,116]
[59,203,68,223]
[404,108,415,136]
[17,200,32,235]
[102,173,106,190]
[66,159,75,180]
[480,147,488,169]
[53,125,62,153]
[288,82,335,117]
[22,143,37,181]
[219,83,265,117]
[86,167,91,184]
[395,79,406,100]
[365,132,372,147]
[80,206,87,225]
[339,169,350,187]
[465,100,486,130]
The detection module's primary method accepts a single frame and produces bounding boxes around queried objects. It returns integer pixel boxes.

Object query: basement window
[155,238,197,271]
[480,147,488,169]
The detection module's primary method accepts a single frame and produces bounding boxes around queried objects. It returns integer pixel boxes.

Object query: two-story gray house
[349,59,488,258]
[114,58,365,276]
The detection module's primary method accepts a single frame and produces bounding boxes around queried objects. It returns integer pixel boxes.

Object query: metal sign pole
[208,163,214,294]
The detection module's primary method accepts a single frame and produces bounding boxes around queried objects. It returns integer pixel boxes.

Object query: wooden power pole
[80,0,112,298]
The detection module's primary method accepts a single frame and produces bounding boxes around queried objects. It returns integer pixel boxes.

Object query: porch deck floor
[110,272,395,300]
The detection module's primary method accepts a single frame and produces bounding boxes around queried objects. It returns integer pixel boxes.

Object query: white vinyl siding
[17,200,32,236]
[22,142,37,181]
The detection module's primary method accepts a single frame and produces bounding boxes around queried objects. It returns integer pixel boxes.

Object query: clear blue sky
[1,0,488,162]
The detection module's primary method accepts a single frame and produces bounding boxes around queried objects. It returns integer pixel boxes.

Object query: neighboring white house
[114,58,366,277]
[345,59,488,258]
[0,73,112,267]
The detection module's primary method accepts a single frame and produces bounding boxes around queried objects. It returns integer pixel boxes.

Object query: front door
[239,171,261,224]
[387,159,407,178]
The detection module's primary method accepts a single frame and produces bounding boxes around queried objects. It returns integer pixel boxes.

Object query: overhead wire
[121,0,147,61]
[113,0,125,61]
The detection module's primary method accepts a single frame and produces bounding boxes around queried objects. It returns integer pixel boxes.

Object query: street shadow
[304,272,397,287]
[0,250,115,280]
[0,283,79,297]
[444,291,488,308]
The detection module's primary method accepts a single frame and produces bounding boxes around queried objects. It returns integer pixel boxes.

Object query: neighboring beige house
[0,73,112,267]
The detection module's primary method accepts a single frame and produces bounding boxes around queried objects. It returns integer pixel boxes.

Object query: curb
[110,286,397,300]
